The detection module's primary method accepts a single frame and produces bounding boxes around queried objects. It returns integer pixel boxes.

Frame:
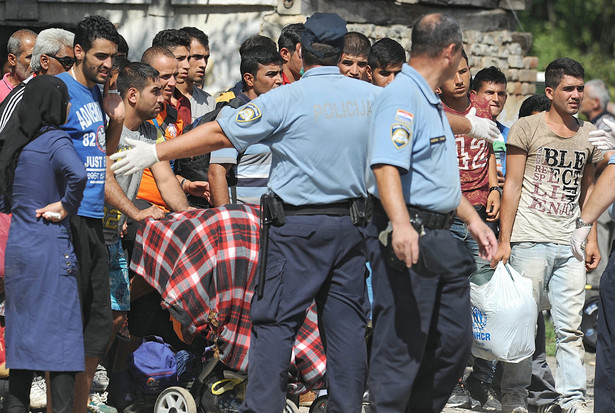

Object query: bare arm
[156,121,234,161]
[581,163,615,223]
[150,161,191,212]
[456,196,498,261]
[492,146,526,264]
[579,162,600,270]
[486,151,500,221]
[372,164,418,267]
[208,163,232,207]
[446,112,471,135]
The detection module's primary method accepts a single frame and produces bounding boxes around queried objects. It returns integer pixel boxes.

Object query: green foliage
[544,313,556,357]
[519,0,615,91]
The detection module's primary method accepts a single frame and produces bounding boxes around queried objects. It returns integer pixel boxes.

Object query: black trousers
[595,239,615,413]
[6,370,76,413]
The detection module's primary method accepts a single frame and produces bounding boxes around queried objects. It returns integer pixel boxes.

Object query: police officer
[112,13,380,413]
[366,14,497,412]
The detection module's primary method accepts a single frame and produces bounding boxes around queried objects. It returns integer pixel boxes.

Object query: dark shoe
[446,381,473,409]
[465,373,502,410]
[502,393,528,413]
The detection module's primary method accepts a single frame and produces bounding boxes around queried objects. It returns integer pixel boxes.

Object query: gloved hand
[466,107,499,144]
[109,137,159,175]
[570,225,592,261]
[588,118,615,150]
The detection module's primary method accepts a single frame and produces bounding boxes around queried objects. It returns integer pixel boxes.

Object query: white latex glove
[588,118,615,150]
[570,225,592,261]
[109,137,159,175]
[466,107,499,144]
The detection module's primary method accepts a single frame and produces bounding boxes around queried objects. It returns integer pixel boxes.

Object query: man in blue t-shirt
[57,15,124,413]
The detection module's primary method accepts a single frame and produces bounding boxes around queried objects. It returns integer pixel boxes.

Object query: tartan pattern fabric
[130,204,326,390]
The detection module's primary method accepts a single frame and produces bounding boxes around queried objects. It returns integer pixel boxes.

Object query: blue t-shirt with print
[57,72,106,218]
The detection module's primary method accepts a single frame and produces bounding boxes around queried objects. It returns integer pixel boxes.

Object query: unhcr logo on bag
[472,306,491,341]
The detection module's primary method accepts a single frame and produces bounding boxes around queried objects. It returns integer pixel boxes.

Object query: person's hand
[110,138,159,175]
[466,107,499,144]
[183,180,211,203]
[392,222,420,268]
[486,191,501,221]
[466,217,497,261]
[135,205,165,221]
[585,238,601,271]
[490,240,510,267]
[102,77,125,123]
[120,221,128,238]
[570,226,592,261]
[35,201,68,223]
[497,170,506,188]
[588,118,615,150]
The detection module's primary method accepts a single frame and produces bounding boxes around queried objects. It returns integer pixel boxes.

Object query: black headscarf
[0,75,70,211]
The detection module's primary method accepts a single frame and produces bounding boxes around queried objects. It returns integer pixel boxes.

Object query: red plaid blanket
[130,204,326,391]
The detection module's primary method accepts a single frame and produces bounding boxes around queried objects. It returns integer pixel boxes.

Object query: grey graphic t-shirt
[508,112,602,244]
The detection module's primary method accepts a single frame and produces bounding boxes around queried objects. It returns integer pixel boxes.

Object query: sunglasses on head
[46,54,75,70]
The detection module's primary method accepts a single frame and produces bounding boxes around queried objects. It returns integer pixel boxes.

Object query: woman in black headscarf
[0,75,87,413]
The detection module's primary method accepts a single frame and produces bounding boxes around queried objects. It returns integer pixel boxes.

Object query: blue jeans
[501,242,586,408]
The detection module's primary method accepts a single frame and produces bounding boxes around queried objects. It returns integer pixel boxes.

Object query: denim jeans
[501,242,586,408]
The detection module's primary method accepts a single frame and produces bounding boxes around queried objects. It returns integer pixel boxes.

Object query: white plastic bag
[470,262,537,363]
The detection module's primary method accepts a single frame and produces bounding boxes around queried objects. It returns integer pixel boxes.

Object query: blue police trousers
[367,214,475,413]
[595,239,615,413]
[240,214,369,413]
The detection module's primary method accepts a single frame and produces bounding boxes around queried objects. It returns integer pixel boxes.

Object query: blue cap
[301,13,347,58]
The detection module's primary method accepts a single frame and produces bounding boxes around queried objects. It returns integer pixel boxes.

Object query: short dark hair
[152,29,191,50]
[180,26,209,49]
[368,38,406,70]
[117,62,159,98]
[240,43,283,86]
[239,35,277,57]
[472,66,507,92]
[411,13,462,59]
[544,57,584,89]
[112,55,130,73]
[74,15,120,52]
[118,34,129,56]
[140,45,176,66]
[518,94,551,118]
[342,32,371,57]
[301,43,341,67]
[278,23,304,52]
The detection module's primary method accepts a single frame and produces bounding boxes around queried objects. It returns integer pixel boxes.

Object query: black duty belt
[282,201,352,216]
[374,198,455,230]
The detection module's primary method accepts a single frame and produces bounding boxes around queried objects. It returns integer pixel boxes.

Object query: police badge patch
[391,123,411,149]
[236,103,262,122]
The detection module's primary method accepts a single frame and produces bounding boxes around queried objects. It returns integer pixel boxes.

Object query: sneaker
[465,373,502,410]
[535,404,561,413]
[501,393,528,413]
[91,364,109,393]
[88,392,117,413]
[29,376,47,410]
[446,381,473,409]
[562,401,592,413]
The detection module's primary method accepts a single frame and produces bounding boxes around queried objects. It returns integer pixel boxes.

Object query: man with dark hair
[366,13,497,412]
[518,94,551,118]
[208,42,282,207]
[368,37,405,87]
[277,23,304,84]
[111,12,381,413]
[55,14,124,413]
[0,29,36,102]
[338,31,371,81]
[493,57,601,413]
[152,29,192,126]
[117,34,129,57]
[179,26,215,122]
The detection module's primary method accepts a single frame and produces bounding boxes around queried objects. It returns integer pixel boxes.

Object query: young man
[494,58,602,413]
[137,46,206,210]
[208,42,283,207]
[338,31,371,82]
[55,15,124,413]
[277,23,304,84]
[368,37,405,87]
[151,29,192,127]
[179,26,216,122]
[472,66,509,177]
[366,14,497,412]
[0,29,36,102]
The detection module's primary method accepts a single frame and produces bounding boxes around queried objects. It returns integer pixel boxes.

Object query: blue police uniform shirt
[57,72,106,218]
[607,153,615,221]
[217,66,381,205]
[368,64,461,214]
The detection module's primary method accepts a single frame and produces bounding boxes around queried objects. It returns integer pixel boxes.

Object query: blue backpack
[127,336,178,394]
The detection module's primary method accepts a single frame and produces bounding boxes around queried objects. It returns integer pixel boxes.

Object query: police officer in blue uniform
[366,14,497,412]
[111,13,380,413]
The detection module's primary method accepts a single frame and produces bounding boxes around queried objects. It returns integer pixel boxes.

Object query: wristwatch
[489,186,503,196]
[575,217,592,229]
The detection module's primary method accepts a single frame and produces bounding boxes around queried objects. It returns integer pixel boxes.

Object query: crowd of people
[0,8,614,413]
